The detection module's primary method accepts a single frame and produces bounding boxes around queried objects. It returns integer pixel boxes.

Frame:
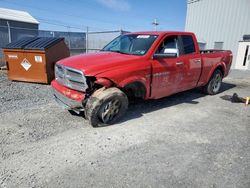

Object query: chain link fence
[0,25,126,67]
[87,30,127,53]
[38,30,86,56]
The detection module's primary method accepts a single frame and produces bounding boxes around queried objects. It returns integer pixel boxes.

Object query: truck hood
[57,51,142,76]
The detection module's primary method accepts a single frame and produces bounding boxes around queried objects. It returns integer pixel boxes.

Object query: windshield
[102,34,158,56]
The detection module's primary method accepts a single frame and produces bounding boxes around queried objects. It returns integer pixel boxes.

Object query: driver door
[150,35,184,99]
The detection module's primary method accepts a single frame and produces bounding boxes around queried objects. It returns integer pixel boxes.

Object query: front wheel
[203,69,223,95]
[85,87,128,127]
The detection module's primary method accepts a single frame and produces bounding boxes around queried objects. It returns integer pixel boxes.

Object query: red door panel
[177,54,202,91]
[150,57,183,99]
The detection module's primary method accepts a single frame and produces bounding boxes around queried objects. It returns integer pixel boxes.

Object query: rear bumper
[51,80,85,110]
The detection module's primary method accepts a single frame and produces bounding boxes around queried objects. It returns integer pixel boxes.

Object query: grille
[55,64,88,92]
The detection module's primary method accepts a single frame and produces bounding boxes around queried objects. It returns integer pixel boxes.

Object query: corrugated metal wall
[185,0,250,68]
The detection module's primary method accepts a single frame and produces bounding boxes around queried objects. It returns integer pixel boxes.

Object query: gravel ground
[0,70,249,188]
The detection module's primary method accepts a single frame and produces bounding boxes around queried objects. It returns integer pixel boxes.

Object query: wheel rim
[212,73,222,93]
[98,99,121,124]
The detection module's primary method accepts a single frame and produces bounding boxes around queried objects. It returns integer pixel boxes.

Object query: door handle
[176,62,184,65]
[195,59,201,63]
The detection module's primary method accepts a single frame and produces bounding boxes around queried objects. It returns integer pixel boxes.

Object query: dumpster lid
[4,37,64,50]
[24,37,64,50]
[4,37,38,49]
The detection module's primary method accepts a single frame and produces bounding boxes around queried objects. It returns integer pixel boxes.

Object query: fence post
[86,26,89,53]
[119,26,123,35]
[67,26,71,49]
[7,21,11,43]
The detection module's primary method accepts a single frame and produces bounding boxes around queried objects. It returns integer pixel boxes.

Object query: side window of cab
[180,35,196,55]
[155,36,180,58]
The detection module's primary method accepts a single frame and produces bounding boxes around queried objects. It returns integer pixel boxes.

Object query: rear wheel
[85,87,128,127]
[203,69,223,95]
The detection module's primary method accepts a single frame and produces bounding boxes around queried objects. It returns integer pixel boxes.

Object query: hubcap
[212,73,222,93]
[98,99,121,123]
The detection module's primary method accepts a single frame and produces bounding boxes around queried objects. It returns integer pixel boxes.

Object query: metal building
[0,8,39,66]
[185,0,250,69]
[235,35,250,70]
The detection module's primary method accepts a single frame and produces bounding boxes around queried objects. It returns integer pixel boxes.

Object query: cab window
[156,36,179,56]
[181,35,196,54]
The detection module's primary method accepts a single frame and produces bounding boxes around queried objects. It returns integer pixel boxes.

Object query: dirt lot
[0,70,249,188]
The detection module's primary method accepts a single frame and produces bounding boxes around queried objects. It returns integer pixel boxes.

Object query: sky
[0,0,187,32]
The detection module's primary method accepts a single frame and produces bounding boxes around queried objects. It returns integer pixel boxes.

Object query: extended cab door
[177,35,202,91]
[150,35,184,99]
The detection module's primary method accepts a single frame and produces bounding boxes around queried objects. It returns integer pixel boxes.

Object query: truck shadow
[119,82,236,123]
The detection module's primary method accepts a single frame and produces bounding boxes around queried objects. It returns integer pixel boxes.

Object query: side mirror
[153,48,178,59]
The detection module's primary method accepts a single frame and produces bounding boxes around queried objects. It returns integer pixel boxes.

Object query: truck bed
[197,49,233,87]
[200,49,228,54]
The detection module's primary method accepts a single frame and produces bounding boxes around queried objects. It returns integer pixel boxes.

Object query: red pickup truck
[51,31,232,127]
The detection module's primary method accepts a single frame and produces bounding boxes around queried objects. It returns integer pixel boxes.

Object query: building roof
[0,8,39,24]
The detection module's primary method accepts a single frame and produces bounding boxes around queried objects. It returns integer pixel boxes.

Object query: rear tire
[203,69,223,95]
[85,87,128,127]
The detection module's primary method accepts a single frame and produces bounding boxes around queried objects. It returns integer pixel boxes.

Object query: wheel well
[216,65,224,76]
[122,82,146,100]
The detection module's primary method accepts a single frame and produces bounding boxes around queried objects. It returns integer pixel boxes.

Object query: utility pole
[152,18,159,31]
[86,26,89,53]
[6,21,11,43]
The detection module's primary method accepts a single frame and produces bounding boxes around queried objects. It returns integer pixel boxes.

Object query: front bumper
[51,80,86,110]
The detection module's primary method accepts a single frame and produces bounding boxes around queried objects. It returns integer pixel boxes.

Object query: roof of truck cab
[125,31,195,36]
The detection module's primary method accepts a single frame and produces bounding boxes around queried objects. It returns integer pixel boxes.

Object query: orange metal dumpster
[2,37,70,84]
